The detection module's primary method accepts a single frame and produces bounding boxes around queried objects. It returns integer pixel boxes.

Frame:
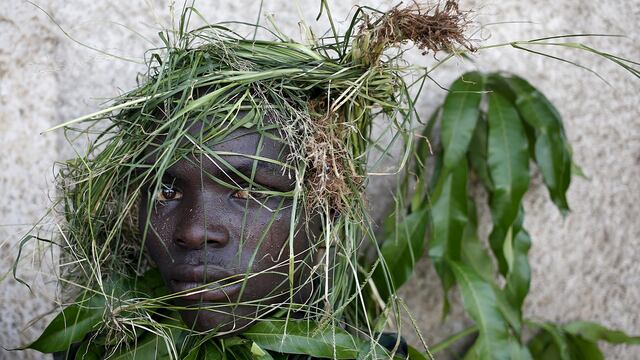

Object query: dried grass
[354,0,475,65]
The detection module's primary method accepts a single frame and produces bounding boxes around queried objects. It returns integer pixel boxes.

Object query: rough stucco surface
[0,1,638,359]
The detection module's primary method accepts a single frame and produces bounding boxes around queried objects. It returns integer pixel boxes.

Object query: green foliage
[440,72,485,169]
[373,206,429,302]
[486,91,531,275]
[563,321,640,345]
[526,321,640,360]
[449,261,519,360]
[373,72,640,359]
[244,320,361,359]
[489,74,572,214]
[28,292,105,354]
[110,332,174,360]
[428,158,468,315]
[27,270,165,354]
[27,270,369,359]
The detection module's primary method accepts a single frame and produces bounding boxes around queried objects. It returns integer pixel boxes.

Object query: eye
[156,183,183,201]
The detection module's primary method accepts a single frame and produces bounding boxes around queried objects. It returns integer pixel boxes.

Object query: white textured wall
[1,1,638,359]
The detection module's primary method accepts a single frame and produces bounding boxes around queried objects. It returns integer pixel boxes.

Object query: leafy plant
[370,71,640,358]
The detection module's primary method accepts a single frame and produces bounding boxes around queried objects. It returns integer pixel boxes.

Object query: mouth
[170,264,243,302]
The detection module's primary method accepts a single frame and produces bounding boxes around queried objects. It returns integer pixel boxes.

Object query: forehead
[146,85,287,158]
[189,122,286,159]
[140,119,291,175]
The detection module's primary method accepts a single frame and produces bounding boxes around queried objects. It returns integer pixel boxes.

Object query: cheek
[249,203,317,271]
[138,200,177,264]
[240,201,294,265]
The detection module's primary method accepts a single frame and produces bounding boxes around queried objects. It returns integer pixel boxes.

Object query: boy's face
[138,123,318,335]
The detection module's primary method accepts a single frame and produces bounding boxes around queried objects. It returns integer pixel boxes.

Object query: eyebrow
[141,147,290,171]
[147,152,291,186]
[214,155,301,194]
[223,157,274,177]
[203,154,288,184]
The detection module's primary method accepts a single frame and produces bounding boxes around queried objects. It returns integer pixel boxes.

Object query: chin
[177,303,260,336]
[172,276,316,335]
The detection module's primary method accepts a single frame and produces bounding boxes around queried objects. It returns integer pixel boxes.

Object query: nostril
[205,238,221,247]
[173,226,229,249]
[174,238,188,248]
[203,231,229,248]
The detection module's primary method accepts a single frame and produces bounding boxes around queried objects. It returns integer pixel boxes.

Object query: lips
[170,264,243,301]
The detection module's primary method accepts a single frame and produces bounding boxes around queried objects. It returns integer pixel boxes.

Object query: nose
[173,208,230,250]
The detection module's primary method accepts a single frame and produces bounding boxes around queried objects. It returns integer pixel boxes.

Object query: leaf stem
[430,325,478,353]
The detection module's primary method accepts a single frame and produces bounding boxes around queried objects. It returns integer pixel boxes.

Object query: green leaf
[429,161,469,262]
[355,338,394,360]
[506,341,533,360]
[527,329,560,359]
[563,321,640,345]
[493,287,522,338]
[406,345,430,360]
[110,332,173,360]
[502,75,572,214]
[449,261,513,360]
[526,321,631,360]
[134,268,168,298]
[28,292,106,353]
[244,320,360,359]
[428,161,469,317]
[28,269,167,354]
[431,326,478,354]
[460,197,494,283]
[460,198,524,337]
[501,75,563,130]
[441,72,485,169]
[374,206,429,302]
[485,72,517,103]
[534,131,571,214]
[528,323,571,360]
[250,342,275,360]
[467,114,493,190]
[566,335,604,360]
[427,151,445,196]
[182,341,226,360]
[110,313,185,360]
[206,340,226,360]
[487,92,530,275]
[571,159,588,179]
[504,207,531,318]
[74,341,104,360]
[182,346,199,360]
[463,347,480,360]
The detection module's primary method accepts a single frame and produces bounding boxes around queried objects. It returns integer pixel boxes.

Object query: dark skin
[138,123,319,335]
